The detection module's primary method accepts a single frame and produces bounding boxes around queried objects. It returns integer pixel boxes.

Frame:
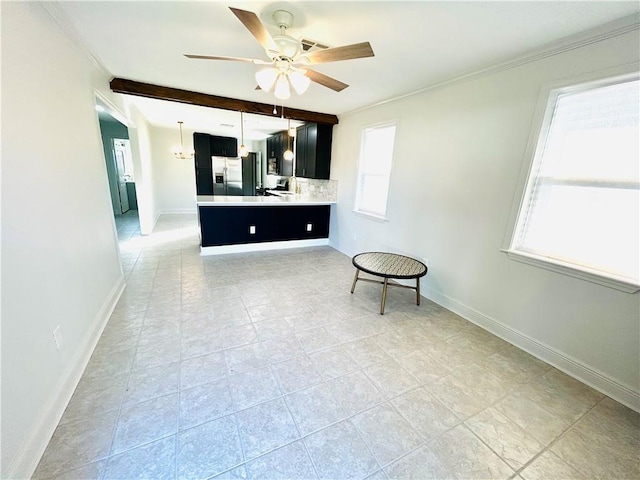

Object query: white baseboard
[424,287,640,413]
[201,238,329,256]
[157,208,197,215]
[8,276,126,480]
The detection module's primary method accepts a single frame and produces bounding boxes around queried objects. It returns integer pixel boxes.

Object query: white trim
[352,210,388,222]
[354,121,399,219]
[200,238,329,255]
[422,286,640,413]
[501,63,640,291]
[40,1,112,76]
[94,91,130,128]
[157,208,198,215]
[342,14,640,118]
[7,277,126,480]
[144,210,161,236]
[503,249,640,293]
[501,61,640,250]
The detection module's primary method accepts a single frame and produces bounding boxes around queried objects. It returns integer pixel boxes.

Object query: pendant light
[283,118,294,161]
[239,111,248,157]
[173,121,194,160]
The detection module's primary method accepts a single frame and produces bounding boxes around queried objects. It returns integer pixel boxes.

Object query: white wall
[1,3,129,477]
[330,29,640,409]
[148,128,267,212]
[127,105,157,234]
[149,125,198,214]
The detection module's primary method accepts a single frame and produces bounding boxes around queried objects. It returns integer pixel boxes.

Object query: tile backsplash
[291,178,338,201]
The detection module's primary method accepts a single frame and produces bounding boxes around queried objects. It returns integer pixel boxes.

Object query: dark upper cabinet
[295,123,332,179]
[194,133,212,170]
[194,132,238,195]
[194,132,213,195]
[267,136,275,159]
[266,131,293,176]
[210,135,238,157]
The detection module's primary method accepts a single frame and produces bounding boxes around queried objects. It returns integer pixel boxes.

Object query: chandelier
[172,121,194,160]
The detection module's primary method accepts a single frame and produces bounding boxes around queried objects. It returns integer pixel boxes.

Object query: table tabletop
[352,252,427,279]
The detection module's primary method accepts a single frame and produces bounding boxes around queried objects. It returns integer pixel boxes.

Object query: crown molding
[39,1,111,77]
[343,13,640,117]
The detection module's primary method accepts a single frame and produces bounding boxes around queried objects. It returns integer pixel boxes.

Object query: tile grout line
[101,228,156,479]
[511,394,607,478]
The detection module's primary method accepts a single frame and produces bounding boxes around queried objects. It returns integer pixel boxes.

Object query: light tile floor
[34,214,639,479]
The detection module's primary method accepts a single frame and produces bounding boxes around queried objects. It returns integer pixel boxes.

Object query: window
[508,73,639,292]
[354,123,397,218]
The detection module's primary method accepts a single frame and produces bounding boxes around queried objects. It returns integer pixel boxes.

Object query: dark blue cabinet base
[199,205,330,247]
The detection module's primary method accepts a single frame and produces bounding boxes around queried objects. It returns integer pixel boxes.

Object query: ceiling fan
[184,7,375,99]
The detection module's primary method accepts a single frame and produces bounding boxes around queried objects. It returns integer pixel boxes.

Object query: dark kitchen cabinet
[266,131,293,176]
[199,205,330,247]
[210,135,238,157]
[295,123,332,179]
[194,132,213,195]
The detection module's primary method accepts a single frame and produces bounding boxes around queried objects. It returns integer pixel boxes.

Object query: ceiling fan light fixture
[255,68,278,92]
[274,74,291,100]
[273,34,301,59]
[289,70,311,95]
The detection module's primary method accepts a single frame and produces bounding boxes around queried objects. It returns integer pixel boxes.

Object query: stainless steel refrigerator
[212,153,258,196]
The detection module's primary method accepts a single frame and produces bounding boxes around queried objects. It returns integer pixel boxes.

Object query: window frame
[353,120,399,221]
[502,64,640,293]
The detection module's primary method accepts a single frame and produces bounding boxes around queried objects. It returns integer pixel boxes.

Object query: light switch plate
[306,223,313,232]
[249,225,256,234]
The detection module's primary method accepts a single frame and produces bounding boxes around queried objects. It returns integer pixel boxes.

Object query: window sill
[352,210,389,222]
[502,249,639,294]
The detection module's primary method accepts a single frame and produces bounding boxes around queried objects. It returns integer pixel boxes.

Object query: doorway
[95,99,141,239]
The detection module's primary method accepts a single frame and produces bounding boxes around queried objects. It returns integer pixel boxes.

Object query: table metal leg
[350,269,360,294]
[416,277,421,305]
[381,277,389,315]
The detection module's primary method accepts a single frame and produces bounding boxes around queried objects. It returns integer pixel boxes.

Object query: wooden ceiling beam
[109,78,339,125]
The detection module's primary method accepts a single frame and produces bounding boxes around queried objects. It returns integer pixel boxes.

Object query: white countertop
[196,194,336,206]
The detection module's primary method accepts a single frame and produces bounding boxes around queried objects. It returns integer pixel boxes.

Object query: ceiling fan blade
[229,7,278,53]
[304,69,349,92]
[184,54,271,65]
[302,42,374,64]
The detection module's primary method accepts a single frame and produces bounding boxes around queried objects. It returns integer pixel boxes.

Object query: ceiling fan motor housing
[269,10,301,60]
[273,10,293,29]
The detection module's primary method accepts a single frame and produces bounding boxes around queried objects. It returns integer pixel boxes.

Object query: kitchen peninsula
[197,194,336,255]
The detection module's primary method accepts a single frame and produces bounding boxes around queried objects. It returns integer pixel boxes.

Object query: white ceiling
[55,1,638,135]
